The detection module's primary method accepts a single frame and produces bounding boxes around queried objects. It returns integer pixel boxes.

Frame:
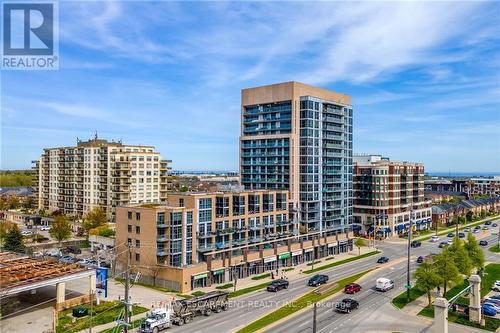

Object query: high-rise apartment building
[353,155,432,236]
[32,136,172,220]
[240,81,353,235]
[115,189,354,292]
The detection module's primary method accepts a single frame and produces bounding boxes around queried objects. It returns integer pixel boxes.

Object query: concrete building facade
[32,136,172,220]
[115,189,354,292]
[353,155,432,237]
[239,81,353,236]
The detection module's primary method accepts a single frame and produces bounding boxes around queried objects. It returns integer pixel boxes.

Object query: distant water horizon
[426,172,499,178]
[172,170,499,178]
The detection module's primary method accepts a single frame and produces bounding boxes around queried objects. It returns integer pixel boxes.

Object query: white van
[375,278,394,292]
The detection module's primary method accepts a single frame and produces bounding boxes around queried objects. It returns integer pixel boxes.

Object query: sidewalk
[195,245,378,294]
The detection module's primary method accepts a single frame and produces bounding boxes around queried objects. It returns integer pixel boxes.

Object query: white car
[375,278,394,292]
[492,280,500,292]
[446,239,453,245]
[430,236,440,243]
[39,226,51,231]
[21,230,32,236]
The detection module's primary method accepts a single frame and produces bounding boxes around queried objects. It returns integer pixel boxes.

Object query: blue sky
[2,1,499,173]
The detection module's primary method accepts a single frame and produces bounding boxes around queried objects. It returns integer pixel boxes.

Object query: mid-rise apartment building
[115,189,354,292]
[353,155,432,237]
[32,136,172,220]
[240,81,353,236]
[425,177,500,197]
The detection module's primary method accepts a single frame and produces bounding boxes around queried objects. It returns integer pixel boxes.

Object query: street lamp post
[406,208,413,302]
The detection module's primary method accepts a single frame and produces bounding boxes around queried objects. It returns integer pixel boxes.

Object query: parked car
[45,249,62,257]
[308,274,329,287]
[479,240,489,246]
[21,230,32,236]
[458,232,466,238]
[375,278,394,292]
[32,251,44,258]
[438,242,448,248]
[483,302,500,313]
[39,225,51,231]
[485,221,492,226]
[65,246,82,254]
[489,294,500,300]
[344,283,362,294]
[484,298,500,306]
[474,225,481,230]
[411,240,421,248]
[416,256,424,264]
[482,304,497,316]
[60,255,76,264]
[482,226,489,231]
[463,227,471,232]
[377,256,389,264]
[473,229,480,234]
[336,298,359,313]
[492,280,500,292]
[430,236,440,242]
[446,239,453,245]
[492,223,497,227]
[267,279,289,292]
[447,233,454,238]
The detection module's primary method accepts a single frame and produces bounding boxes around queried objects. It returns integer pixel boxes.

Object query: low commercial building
[353,155,432,237]
[115,189,354,292]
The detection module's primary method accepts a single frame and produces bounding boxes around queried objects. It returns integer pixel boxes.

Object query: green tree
[464,232,485,272]
[3,224,25,253]
[82,208,107,238]
[414,260,442,306]
[0,221,14,248]
[434,248,461,297]
[448,236,472,275]
[354,238,365,255]
[465,211,474,222]
[49,215,72,245]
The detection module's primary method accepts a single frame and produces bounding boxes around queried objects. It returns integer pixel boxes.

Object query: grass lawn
[417,263,500,332]
[251,272,270,280]
[489,244,499,253]
[304,251,380,274]
[56,301,148,333]
[228,282,271,298]
[191,291,206,297]
[235,269,374,333]
[306,260,322,266]
[215,283,234,290]
[98,318,145,333]
[391,287,426,309]
[114,278,177,293]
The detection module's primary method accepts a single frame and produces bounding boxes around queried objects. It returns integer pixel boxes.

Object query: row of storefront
[191,239,354,289]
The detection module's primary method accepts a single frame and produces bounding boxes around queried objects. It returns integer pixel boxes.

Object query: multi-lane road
[171,221,499,333]
[268,231,499,333]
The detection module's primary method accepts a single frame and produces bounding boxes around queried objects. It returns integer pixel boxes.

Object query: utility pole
[123,244,131,333]
[406,209,413,302]
[312,302,317,333]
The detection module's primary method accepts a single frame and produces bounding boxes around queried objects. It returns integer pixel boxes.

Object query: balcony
[157,249,168,256]
[157,235,168,242]
[198,244,216,252]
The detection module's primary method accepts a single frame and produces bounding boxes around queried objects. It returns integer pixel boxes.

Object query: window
[127,211,132,219]
[135,253,140,261]
[199,198,212,210]
[179,198,184,207]
[157,212,165,225]
[127,225,132,233]
[135,226,140,234]
[135,212,141,220]
[135,239,140,248]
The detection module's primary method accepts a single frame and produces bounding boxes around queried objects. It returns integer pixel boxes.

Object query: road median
[234,268,376,333]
